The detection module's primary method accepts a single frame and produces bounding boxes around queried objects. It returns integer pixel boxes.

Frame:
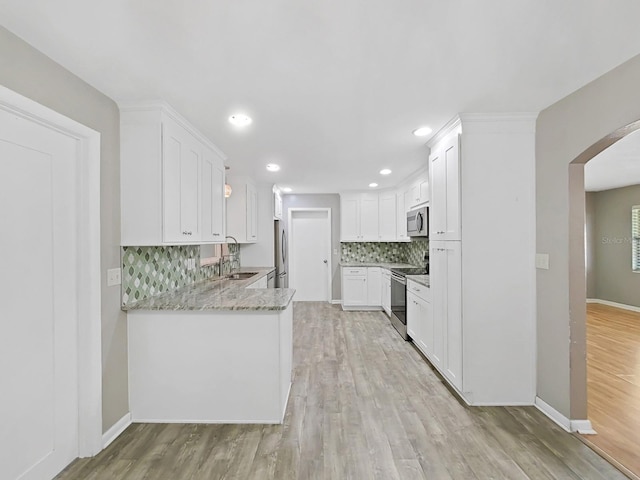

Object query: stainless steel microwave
[407,206,428,237]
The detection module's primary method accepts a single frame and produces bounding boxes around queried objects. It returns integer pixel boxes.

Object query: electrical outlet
[107,268,121,286]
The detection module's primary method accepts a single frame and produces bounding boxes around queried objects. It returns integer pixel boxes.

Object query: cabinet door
[418,177,430,205]
[443,241,462,389]
[246,183,258,242]
[340,195,361,241]
[367,267,381,306]
[430,242,445,370]
[360,194,379,241]
[162,120,201,243]
[443,135,461,240]
[396,192,409,241]
[404,185,420,210]
[416,298,433,359]
[378,192,396,241]
[342,274,367,306]
[381,272,391,314]
[406,291,420,342]
[429,147,445,239]
[201,148,225,243]
[430,241,462,389]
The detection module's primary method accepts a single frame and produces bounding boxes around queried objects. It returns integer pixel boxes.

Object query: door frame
[287,208,332,302]
[0,85,103,456]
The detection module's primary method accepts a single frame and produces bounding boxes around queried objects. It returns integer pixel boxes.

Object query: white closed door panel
[0,109,79,480]
[290,211,330,301]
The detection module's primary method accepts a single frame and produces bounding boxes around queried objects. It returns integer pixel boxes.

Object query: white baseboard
[587,298,640,313]
[535,397,570,432]
[102,412,132,449]
[571,419,597,434]
[534,397,595,434]
[330,299,342,305]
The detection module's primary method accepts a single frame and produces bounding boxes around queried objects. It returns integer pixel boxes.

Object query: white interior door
[290,210,330,301]
[0,108,80,479]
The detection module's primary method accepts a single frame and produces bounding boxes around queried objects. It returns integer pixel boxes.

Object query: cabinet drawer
[342,267,368,276]
[407,280,430,302]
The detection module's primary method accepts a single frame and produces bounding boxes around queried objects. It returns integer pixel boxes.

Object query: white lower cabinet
[381,269,391,315]
[367,268,381,306]
[430,241,462,391]
[246,275,268,289]
[342,266,386,311]
[406,280,433,361]
[341,267,368,307]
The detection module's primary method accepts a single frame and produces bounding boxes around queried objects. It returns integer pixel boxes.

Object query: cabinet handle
[182,231,193,235]
[213,233,220,236]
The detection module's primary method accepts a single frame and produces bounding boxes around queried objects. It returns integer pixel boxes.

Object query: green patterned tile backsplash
[341,240,428,266]
[405,239,429,267]
[121,243,240,306]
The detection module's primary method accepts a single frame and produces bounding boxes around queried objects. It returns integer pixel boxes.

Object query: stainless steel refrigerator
[274,220,288,288]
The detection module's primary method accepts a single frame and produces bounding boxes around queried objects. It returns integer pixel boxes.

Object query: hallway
[58,302,624,479]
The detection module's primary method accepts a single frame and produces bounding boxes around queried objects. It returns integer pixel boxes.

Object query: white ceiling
[3,1,640,193]
[585,128,640,192]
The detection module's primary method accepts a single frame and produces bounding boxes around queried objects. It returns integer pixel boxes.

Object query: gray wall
[592,185,640,307]
[536,52,640,419]
[0,26,128,433]
[282,194,341,300]
[585,192,597,298]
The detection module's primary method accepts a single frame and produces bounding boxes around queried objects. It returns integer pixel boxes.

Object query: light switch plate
[535,253,549,270]
[107,267,122,286]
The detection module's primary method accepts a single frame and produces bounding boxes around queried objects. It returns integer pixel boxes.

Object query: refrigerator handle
[282,230,286,263]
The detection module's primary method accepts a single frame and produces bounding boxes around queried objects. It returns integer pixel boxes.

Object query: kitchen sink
[226,272,259,280]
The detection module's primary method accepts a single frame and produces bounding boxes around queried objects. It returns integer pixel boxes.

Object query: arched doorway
[568,119,640,477]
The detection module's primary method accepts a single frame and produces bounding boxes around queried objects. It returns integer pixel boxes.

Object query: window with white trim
[633,205,640,272]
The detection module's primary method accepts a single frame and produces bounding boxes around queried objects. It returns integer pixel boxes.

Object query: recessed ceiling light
[281,187,292,193]
[412,126,432,137]
[369,183,378,188]
[379,168,392,175]
[228,114,252,127]
[266,163,280,172]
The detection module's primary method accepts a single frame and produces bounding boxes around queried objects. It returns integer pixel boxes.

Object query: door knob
[323,260,328,264]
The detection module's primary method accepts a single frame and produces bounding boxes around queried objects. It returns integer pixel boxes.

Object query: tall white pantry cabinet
[427,113,537,405]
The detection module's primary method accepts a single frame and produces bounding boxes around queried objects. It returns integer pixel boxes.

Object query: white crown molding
[117,100,228,161]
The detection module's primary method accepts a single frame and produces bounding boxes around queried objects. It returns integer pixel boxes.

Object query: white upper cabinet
[396,192,409,242]
[120,101,227,246]
[226,176,258,243]
[162,119,201,243]
[341,191,407,242]
[403,170,429,210]
[340,194,361,241]
[340,193,378,241]
[273,186,283,220]
[429,133,460,240]
[359,194,379,240]
[201,148,225,242]
[378,192,396,241]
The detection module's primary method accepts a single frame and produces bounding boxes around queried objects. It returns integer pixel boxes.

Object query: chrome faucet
[224,236,240,272]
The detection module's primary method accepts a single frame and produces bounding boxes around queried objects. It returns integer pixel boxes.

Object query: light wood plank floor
[581,303,640,478]
[57,302,626,479]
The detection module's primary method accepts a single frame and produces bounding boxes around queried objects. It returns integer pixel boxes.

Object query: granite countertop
[340,262,418,270]
[123,267,296,312]
[407,275,430,288]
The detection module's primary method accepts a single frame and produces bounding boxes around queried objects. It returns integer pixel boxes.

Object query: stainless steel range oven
[390,267,428,340]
